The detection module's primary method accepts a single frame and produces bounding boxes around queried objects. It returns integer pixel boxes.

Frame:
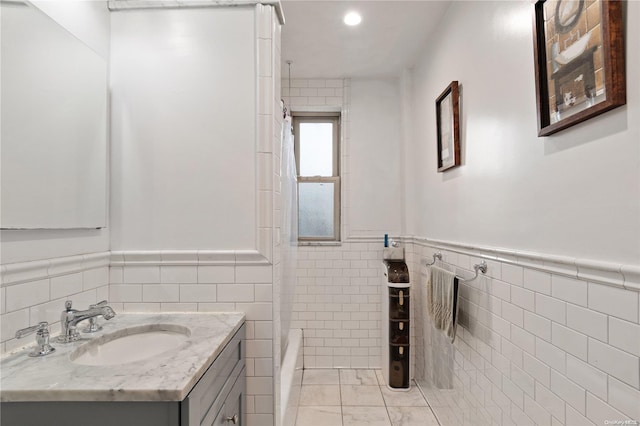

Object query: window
[293,113,340,241]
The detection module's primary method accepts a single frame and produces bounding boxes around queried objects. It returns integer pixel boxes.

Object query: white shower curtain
[279,115,298,355]
[282,116,298,246]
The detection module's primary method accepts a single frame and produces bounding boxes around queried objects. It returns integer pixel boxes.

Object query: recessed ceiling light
[343,11,362,26]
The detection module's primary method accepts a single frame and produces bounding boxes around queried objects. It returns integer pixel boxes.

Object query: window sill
[297,241,342,247]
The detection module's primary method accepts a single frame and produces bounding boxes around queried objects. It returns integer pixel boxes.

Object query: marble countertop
[0,312,245,402]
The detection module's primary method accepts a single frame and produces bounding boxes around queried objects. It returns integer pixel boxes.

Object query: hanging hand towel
[426,265,460,343]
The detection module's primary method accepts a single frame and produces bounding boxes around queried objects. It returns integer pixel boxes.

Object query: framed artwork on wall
[532,0,625,136]
[436,81,460,172]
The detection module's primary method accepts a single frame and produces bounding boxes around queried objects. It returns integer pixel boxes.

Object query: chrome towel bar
[425,252,442,266]
[457,261,488,283]
[425,252,488,283]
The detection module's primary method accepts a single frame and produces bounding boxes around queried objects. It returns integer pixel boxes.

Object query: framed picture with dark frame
[436,81,460,172]
[532,0,625,136]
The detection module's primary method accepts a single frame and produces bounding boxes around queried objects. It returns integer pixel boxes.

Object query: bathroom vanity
[0,312,246,426]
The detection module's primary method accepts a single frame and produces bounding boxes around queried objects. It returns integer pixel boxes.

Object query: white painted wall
[406,1,640,265]
[0,1,110,265]
[349,79,403,237]
[110,7,256,250]
[32,0,110,60]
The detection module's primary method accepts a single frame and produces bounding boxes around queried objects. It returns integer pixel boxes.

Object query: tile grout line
[339,369,344,426]
[413,378,443,426]
[380,375,391,425]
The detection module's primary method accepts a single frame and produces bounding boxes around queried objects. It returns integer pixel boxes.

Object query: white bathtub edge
[280,328,303,426]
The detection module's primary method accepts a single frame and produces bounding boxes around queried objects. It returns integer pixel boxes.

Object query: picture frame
[436,81,460,172]
[532,0,625,136]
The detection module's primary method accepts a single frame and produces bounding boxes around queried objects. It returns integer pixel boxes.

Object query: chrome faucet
[58,300,116,343]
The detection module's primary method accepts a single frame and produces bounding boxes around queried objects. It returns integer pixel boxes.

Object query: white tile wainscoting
[109,250,277,425]
[291,238,416,376]
[292,236,639,425]
[408,237,640,426]
[291,240,387,370]
[0,252,110,354]
[3,236,639,426]
[0,251,279,426]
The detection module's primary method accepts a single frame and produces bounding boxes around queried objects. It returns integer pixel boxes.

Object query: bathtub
[280,328,303,426]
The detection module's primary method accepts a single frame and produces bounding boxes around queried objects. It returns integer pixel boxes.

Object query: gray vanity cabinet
[1,324,246,426]
[182,324,246,426]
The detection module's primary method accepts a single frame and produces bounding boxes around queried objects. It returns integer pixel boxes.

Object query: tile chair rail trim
[1,252,110,287]
[406,235,639,292]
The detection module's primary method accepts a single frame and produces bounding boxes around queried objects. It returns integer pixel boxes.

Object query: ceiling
[280,1,451,79]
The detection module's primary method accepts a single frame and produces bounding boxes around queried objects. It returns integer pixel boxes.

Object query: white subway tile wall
[108,205,279,418]
[3,239,628,426]
[0,253,110,353]
[411,242,640,425]
[291,241,387,369]
[281,79,344,108]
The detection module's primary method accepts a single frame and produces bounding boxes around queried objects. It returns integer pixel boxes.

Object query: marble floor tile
[300,384,341,406]
[295,369,442,426]
[424,388,458,408]
[387,406,440,426]
[342,406,391,426]
[340,369,379,385]
[420,388,446,407]
[380,386,428,407]
[429,406,462,425]
[303,369,340,385]
[341,384,385,406]
[295,406,343,426]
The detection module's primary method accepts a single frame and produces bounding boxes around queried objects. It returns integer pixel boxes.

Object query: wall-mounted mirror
[1,1,107,229]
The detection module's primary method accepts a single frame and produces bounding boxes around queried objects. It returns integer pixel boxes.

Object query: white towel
[426,265,459,343]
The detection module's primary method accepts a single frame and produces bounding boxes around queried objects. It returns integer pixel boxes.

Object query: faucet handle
[15,322,47,339]
[82,300,112,333]
[15,322,56,357]
[83,317,102,333]
[65,300,73,311]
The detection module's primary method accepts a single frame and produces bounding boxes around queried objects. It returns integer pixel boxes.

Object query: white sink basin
[70,324,191,366]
